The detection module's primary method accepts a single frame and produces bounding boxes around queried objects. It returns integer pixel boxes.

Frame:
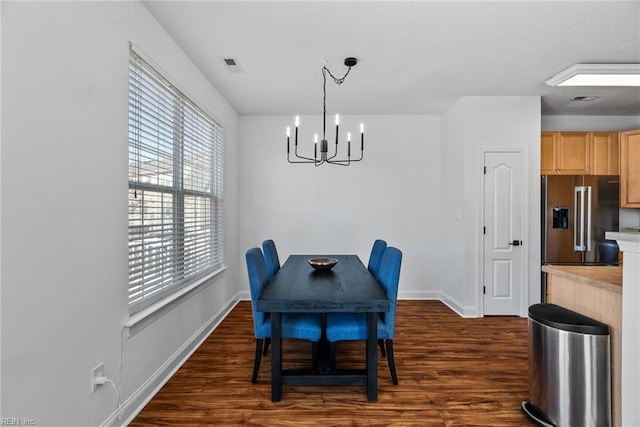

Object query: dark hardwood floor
[130,300,535,426]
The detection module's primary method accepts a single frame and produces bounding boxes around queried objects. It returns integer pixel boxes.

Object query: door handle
[509,240,522,246]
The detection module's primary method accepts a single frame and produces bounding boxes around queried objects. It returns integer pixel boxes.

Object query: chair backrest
[262,239,281,279]
[245,247,270,337]
[377,246,402,335]
[368,239,387,280]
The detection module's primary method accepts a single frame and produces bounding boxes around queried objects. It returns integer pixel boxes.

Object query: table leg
[315,313,336,372]
[271,312,282,402]
[366,311,378,401]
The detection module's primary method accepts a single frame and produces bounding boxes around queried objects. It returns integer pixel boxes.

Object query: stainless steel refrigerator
[541,175,620,266]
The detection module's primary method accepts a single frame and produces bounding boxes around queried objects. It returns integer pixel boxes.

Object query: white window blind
[128,48,224,314]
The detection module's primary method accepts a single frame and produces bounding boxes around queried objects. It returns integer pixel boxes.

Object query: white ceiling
[142,1,640,116]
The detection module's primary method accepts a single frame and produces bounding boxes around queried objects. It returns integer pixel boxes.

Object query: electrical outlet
[91,362,105,393]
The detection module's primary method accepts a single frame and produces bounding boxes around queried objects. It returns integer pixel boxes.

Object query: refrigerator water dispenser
[552,207,569,229]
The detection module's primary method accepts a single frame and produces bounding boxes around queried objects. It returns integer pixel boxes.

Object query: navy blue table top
[257,254,389,313]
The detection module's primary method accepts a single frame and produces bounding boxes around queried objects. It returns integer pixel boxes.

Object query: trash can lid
[528,303,609,335]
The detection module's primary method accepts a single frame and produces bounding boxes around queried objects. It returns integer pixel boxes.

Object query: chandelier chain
[322,65,352,139]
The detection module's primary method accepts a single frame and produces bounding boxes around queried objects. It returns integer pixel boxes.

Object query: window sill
[125,266,227,337]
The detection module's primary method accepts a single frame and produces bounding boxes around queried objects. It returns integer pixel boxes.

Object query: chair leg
[385,339,398,385]
[262,338,271,356]
[378,339,386,357]
[252,338,263,383]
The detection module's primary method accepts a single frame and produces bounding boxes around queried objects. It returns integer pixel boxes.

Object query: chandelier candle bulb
[314,134,318,159]
[286,126,290,153]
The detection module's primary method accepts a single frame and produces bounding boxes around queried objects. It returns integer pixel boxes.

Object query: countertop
[542,265,622,293]
[606,231,640,244]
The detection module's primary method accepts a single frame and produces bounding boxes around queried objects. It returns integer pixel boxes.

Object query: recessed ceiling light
[545,64,640,87]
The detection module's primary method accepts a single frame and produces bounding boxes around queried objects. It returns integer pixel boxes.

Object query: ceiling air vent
[223,57,244,73]
[570,96,600,102]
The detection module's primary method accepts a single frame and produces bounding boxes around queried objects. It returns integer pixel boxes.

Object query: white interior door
[483,151,524,315]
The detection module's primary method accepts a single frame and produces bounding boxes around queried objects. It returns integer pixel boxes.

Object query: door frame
[478,146,530,317]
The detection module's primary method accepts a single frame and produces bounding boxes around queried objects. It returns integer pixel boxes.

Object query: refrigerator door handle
[585,186,592,252]
[574,186,587,251]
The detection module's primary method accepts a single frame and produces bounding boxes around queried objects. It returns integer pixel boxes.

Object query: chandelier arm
[326,140,339,161]
[326,146,364,164]
[295,137,322,162]
[328,154,362,164]
[349,152,364,162]
[288,156,316,164]
[290,144,317,162]
[326,159,351,166]
[290,153,317,163]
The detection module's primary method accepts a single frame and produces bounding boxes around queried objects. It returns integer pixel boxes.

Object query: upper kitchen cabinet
[541,132,590,175]
[540,132,557,174]
[591,132,619,175]
[620,129,640,208]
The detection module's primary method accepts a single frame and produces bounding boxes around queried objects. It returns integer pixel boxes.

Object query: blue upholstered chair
[367,239,387,281]
[262,239,281,280]
[326,246,402,384]
[245,247,322,383]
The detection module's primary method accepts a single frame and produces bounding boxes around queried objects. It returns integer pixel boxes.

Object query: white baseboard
[101,294,241,427]
[397,290,441,300]
[439,291,480,318]
[396,290,480,317]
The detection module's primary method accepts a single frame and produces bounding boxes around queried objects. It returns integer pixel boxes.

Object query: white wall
[1,2,239,426]
[238,115,443,299]
[239,99,541,317]
[440,97,542,316]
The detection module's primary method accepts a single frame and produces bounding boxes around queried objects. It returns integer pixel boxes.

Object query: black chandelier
[286,57,364,166]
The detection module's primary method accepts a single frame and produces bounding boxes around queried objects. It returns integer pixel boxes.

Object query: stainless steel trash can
[522,303,611,427]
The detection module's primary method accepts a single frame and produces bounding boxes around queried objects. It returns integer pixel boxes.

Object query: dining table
[256,254,389,402]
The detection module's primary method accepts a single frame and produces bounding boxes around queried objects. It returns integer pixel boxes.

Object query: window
[128,48,224,315]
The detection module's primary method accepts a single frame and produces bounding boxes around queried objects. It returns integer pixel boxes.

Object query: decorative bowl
[308,258,338,271]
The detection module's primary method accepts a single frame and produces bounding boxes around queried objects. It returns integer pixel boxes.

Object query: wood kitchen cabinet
[591,132,619,175]
[540,132,557,174]
[541,131,590,175]
[542,265,623,427]
[620,129,640,208]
